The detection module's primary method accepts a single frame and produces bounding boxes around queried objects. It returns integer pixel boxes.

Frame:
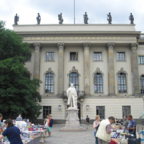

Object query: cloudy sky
[1,0,144,33]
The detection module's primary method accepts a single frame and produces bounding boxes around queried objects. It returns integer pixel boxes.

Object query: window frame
[138,56,144,64]
[118,73,127,93]
[94,72,103,93]
[46,52,55,61]
[69,72,79,92]
[122,106,131,118]
[45,72,54,93]
[43,106,51,119]
[93,52,102,61]
[140,75,144,94]
[96,106,105,119]
[117,52,125,61]
[70,52,78,61]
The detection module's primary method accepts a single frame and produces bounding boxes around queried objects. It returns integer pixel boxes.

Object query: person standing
[96,116,115,144]
[47,114,53,137]
[93,115,101,144]
[16,114,22,121]
[86,115,90,129]
[44,115,49,135]
[127,114,136,137]
[0,119,23,144]
[123,116,129,132]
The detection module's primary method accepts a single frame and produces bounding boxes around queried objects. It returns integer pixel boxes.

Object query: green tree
[0,21,42,120]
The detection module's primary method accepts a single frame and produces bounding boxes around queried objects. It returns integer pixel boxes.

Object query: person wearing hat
[47,114,53,137]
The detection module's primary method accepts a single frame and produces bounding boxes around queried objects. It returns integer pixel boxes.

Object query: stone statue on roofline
[107,12,112,24]
[14,14,19,25]
[129,13,134,24]
[36,13,41,25]
[84,12,88,24]
[58,13,63,24]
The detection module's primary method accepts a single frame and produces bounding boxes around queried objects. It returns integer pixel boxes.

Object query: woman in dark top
[0,119,23,144]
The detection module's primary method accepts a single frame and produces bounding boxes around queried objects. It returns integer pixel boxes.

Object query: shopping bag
[128,138,141,144]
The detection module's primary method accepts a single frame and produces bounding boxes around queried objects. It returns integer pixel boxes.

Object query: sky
[0,0,144,33]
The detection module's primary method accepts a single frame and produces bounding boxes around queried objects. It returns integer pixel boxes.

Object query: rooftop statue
[14,14,19,25]
[36,13,41,25]
[129,13,134,24]
[107,12,112,24]
[84,12,88,24]
[58,13,63,24]
[67,83,77,108]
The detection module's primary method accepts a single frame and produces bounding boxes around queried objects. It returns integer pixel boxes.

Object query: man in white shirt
[96,116,115,144]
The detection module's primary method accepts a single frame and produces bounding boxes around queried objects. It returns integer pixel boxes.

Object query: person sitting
[0,119,23,144]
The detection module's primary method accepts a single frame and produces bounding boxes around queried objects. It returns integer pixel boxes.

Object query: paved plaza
[45,124,95,144]
[45,124,144,144]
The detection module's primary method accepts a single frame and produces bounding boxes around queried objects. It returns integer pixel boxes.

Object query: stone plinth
[60,107,86,132]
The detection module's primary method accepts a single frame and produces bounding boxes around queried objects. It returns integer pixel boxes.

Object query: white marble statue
[67,83,77,108]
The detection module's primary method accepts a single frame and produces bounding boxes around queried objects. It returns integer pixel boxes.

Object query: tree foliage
[0,21,42,120]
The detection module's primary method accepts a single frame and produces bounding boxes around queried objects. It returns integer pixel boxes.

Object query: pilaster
[83,43,90,95]
[131,43,140,96]
[33,43,41,79]
[107,43,116,96]
[57,43,65,96]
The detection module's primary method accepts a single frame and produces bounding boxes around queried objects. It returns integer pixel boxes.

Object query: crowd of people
[0,113,53,144]
[91,114,136,144]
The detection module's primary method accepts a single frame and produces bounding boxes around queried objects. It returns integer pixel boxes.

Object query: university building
[14,24,144,122]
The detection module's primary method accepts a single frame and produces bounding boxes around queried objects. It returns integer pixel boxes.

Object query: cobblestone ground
[45,124,144,144]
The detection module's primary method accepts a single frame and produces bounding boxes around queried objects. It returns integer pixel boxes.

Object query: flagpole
[74,0,75,24]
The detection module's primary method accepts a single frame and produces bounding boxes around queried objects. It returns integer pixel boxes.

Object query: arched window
[45,72,54,93]
[140,75,144,94]
[69,72,79,91]
[94,73,103,93]
[118,73,127,93]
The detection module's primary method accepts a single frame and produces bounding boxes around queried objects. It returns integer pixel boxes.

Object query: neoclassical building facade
[14,24,144,121]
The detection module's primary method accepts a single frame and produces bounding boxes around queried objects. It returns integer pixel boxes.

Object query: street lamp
[58,105,61,111]
[86,105,89,110]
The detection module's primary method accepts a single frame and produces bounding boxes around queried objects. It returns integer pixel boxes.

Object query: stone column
[83,43,90,96]
[107,43,116,96]
[131,43,140,96]
[57,43,65,96]
[33,43,41,79]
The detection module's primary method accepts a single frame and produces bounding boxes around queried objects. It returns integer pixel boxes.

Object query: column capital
[57,43,65,48]
[83,43,90,48]
[107,43,115,48]
[131,43,138,50]
[33,43,41,51]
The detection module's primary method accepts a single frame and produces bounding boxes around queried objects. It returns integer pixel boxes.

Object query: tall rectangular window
[70,52,78,61]
[45,73,54,93]
[140,75,144,94]
[46,52,54,61]
[117,52,125,61]
[96,106,105,119]
[43,106,51,119]
[93,52,102,61]
[138,56,144,64]
[118,73,127,93]
[122,106,131,118]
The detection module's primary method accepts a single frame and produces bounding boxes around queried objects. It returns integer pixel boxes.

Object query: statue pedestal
[60,107,86,132]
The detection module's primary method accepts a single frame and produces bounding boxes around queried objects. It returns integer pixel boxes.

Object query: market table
[22,129,47,144]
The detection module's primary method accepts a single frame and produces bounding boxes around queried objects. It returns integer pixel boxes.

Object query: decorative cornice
[93,68,103,75]
[131,43,138,50]
[44,68,55,75]
[67,66,80,76]
[83,43,90,48]
[117,68,127,74]
[57,43,65,48]
[33,43,41,50]
[107,42,115,48]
